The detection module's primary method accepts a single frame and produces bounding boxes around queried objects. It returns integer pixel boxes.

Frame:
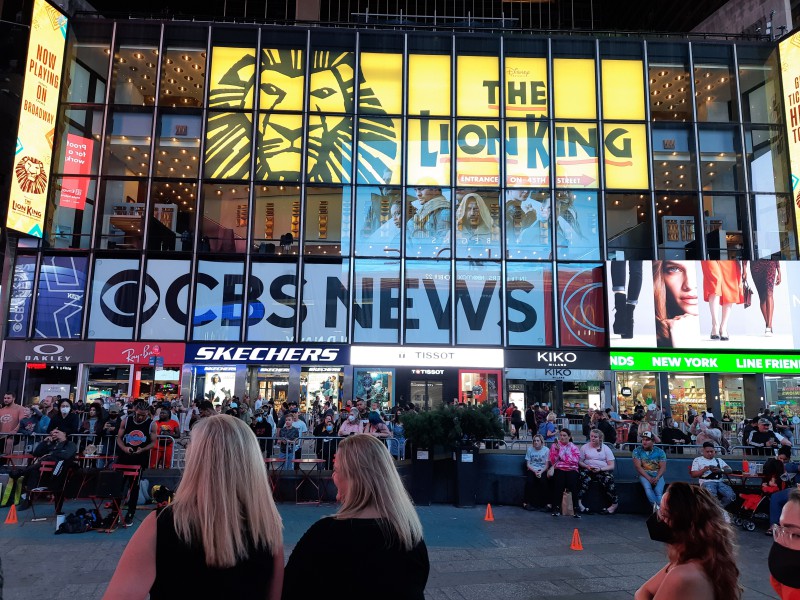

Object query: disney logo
[505,67,530,77]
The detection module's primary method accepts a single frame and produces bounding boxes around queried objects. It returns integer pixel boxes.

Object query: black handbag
[743,279,752,309]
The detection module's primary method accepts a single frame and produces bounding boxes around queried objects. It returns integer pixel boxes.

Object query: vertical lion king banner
[7,0,67,238]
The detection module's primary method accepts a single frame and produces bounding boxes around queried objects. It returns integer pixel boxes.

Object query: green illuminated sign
[610,351,800,374]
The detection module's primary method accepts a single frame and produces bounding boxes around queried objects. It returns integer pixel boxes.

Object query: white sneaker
[765,328,773,337]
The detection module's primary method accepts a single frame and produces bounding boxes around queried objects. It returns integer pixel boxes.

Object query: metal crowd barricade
[618,442,721,456]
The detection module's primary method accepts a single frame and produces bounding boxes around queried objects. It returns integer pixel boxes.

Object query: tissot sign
[186,344,349,364]
[351,346,504,368]
[4,340,94,363]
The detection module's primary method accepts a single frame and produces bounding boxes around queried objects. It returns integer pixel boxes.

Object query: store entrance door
[409,380,444,411]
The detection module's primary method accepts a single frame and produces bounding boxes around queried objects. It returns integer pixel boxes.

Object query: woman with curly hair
[636,482,741,600]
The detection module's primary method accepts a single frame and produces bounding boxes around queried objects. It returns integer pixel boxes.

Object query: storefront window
[301,367,343,410]
[563,381,602,416]
[138,367,181,400]
[148,181,197,252]
[64,21,111,104]
[252,185,301,255]
[201,183,248,254]
[693,45,738,123]
[154,113,202,178]
[159,28,207,108]
[193,366,236,406]
[354,369,395,411]
[459,370,500,406]
[702,194,748,260]
[656,193,700,260]
[652,124,698,190]
[751,194,797,259]
[304,186,350,256]
[615,371,658,415]
[110,26,160,106]
[719,375,744,422]
[86,365,131,402]
[669,374,706,423]
[249,367,289,405]
[765,376,800,416]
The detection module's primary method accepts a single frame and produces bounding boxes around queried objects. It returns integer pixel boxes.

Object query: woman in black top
[103,415,284,600]
[282,434,429,600]
[47,398,80,435]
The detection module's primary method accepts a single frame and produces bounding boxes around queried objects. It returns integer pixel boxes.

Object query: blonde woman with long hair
[103,415,284,600]
[282,434,429,599]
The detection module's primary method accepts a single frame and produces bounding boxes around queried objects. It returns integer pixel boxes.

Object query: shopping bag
[561,491,574,516]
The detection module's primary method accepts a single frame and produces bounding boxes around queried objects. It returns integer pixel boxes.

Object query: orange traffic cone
[5,504,18,525]
[484,504,494,522]
[570,528,583,551]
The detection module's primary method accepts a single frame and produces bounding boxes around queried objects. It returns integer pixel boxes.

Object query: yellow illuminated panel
[205,112,252,179]
[506,121,549,187]
[554,122,599,188]
[409,54,451,116]
[604,123,649,189]
[780,32,800,245]
[209,47,256,110]
[554,59,596,119]
[504,57,548,118]
[407,118,451,186]
[260,48,304,111]
[455,120,500,186]
[256,113,303,182]
[307,115,353,183]
[357,117,402,185]
[8,0,67,237]
[457,55,499,117]
[360,52,402,115]
[602,60,645,120]
[310,51,354,114]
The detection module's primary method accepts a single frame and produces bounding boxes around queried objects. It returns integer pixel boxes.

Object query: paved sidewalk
[1,502,778,600]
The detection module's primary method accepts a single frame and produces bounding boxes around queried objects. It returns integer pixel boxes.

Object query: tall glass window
[647,43,691,122]
[693,45,738,123]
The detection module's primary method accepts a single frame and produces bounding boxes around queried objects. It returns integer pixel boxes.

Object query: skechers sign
[186,344,347,364]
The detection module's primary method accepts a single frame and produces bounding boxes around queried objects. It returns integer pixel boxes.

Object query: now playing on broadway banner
[607,260,800,350]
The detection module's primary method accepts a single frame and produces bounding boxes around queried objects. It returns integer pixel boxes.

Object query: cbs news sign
[205,47,649,190]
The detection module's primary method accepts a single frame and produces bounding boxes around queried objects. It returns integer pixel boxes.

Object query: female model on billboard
[700,260,745,341]
[653,260,699,347]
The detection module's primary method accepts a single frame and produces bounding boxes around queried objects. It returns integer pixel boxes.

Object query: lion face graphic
[205,47,397,184]
[15,156,48,194]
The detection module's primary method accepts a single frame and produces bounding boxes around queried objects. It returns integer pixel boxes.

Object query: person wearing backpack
[538,412,557,442]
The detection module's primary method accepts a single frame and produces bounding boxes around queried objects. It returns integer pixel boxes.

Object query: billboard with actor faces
[607,260,800,350]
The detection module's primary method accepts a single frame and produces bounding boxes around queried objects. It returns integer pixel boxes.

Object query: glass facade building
[3,18,800,420]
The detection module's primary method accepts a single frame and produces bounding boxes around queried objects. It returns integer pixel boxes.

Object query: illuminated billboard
[212,49,649,188]
[780,31,800,245]
[607,260,800,350]
[7,0,68,237]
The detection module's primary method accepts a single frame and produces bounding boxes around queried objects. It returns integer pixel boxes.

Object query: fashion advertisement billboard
[608,259,800,349]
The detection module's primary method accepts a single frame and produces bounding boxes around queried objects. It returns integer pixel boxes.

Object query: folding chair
[28,460,58,519]
[89,464,141,532]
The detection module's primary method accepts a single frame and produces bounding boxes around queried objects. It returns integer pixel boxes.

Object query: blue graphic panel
[6,255,36,338]
[34,256,88,339]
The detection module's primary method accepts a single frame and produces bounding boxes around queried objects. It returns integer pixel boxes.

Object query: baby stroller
[730,491,771,532]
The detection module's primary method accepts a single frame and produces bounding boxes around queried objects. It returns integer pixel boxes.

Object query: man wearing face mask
[46,399,80,436]
[116,400,158,526]
[313,414,339,469]
[769,488,800,599]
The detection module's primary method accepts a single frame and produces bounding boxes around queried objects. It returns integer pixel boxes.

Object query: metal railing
[0,432,181,469]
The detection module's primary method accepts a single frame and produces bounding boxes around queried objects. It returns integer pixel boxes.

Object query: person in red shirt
[1,392,28,455]
[150,407,180,468]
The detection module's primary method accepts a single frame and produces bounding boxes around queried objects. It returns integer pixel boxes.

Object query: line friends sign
[7,0,67,238]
